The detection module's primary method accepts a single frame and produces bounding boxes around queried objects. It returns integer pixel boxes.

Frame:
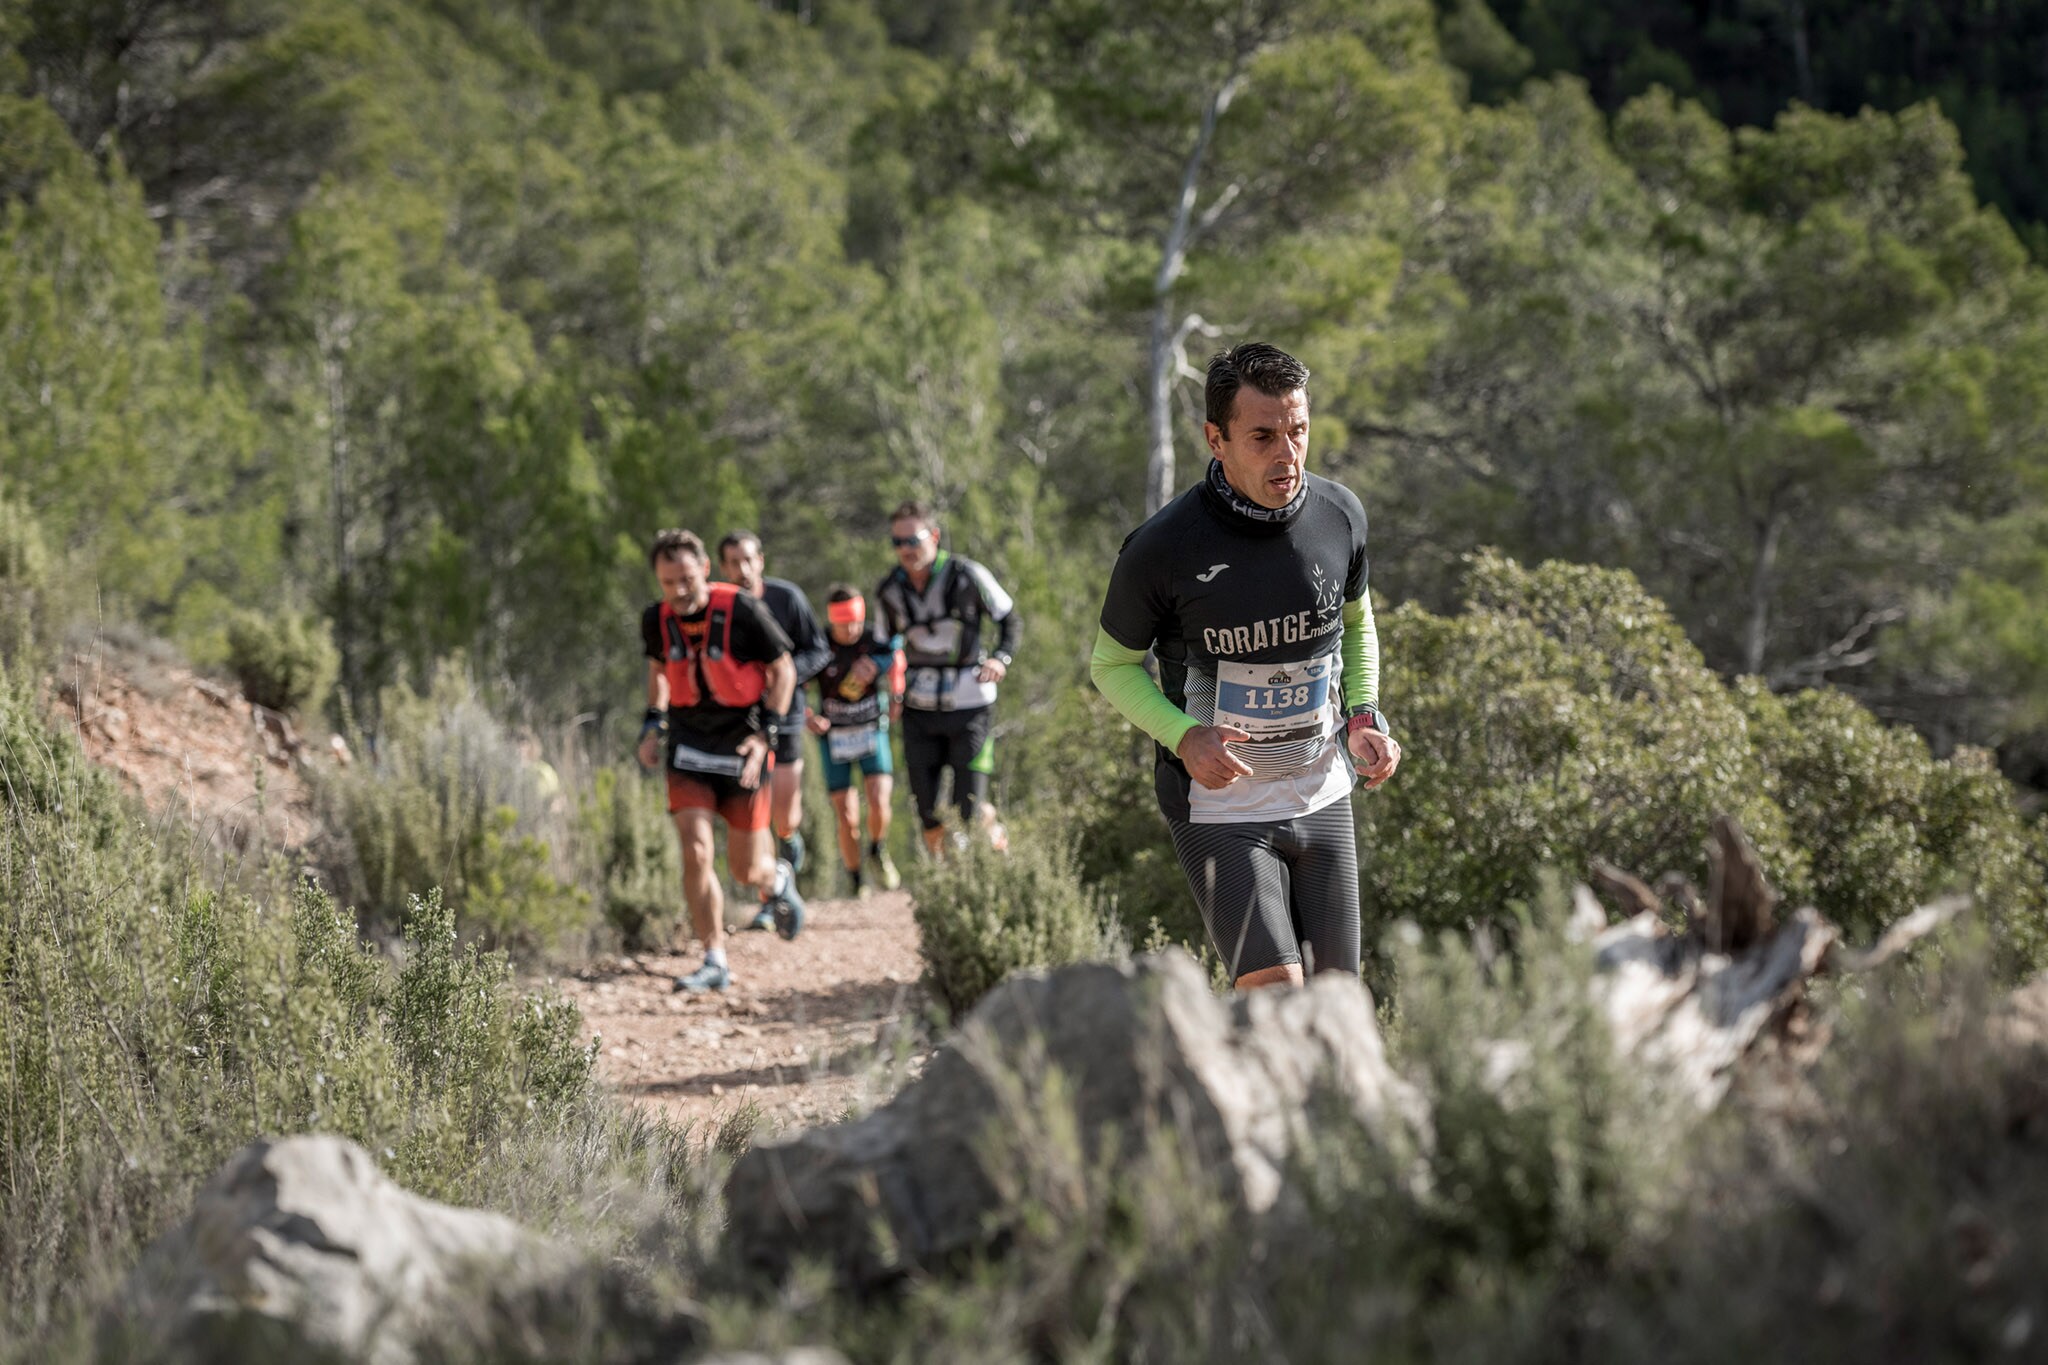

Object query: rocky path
[556,889,928,1135]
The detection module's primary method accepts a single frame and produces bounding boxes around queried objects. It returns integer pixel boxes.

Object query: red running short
[666,763,774,831]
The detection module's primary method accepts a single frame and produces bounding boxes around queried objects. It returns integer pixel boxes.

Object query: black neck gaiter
[1202,457,1306,530]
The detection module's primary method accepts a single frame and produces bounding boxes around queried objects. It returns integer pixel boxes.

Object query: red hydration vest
[659,583,768,710]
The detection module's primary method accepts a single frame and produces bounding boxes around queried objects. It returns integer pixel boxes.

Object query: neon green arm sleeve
[1090,627,1199,753]
[1343,596,1380,711]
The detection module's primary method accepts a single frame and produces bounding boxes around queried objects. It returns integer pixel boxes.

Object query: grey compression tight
[1166,799,1361,981]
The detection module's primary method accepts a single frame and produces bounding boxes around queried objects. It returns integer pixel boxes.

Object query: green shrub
[0,676,606,1355]
[573,762,681,952]
[1361,552,2048,980]
[909,820,1122,1018]
[313,663,588,957]
[223,608,337,715]
[0,492,51,668]
[1747,685,2048,971]
[1361,553,1806,956]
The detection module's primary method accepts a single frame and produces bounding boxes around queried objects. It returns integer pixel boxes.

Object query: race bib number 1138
[1212,654,1335,745]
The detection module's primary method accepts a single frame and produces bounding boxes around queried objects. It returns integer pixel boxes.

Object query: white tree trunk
[1143,72,1241,516]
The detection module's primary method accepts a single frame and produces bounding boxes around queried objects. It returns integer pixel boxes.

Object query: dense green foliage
[909,819,1121,1017]
[313,664,588,955]
[1458,0,2048,259]
[225,608,337,714]
[4,0,2048,777]
[1359,554,2048,973]
[0,676,610,1351]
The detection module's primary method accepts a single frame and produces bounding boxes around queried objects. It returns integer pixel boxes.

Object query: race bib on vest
[1211,654,1335,746]
[670,740,746,779]
[827,723,882,763]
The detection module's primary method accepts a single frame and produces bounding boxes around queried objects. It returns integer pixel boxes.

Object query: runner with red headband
[807,584,905,896]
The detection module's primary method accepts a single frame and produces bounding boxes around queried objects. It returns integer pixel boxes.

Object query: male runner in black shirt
[636,529,806,993]
[1091,343,1402,989]
[718,531,830,892]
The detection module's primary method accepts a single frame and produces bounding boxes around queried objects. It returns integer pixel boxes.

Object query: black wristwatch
[640,707,668,739]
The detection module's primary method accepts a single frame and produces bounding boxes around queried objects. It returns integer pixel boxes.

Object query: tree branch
[1766,606,1908,689]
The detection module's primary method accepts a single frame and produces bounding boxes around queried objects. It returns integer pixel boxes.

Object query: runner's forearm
[1343,596,1379,711]
[1090,628,1198,752]
[993,605,1021,662]
[762,655,796,716]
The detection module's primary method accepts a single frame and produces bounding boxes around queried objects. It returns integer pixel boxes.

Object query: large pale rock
[111,1134,701,1365]
[725,949,1423,1287]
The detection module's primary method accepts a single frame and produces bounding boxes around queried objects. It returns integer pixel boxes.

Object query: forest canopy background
[6,0,2048,802]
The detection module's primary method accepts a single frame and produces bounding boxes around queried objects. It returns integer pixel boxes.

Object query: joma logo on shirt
[1202,611,1322,655]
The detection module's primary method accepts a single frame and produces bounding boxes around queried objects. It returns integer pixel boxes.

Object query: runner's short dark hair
[825,582,862,604]
[717,530,760,560]
[889,500,934,526]
[1206,342,1311,437]
[648,528,706,567]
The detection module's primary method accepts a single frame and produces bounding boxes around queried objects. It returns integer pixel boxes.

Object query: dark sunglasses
[890,531,931,548]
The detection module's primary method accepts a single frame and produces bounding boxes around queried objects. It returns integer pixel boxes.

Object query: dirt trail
[44,641,926,1135]
[555,888,928,1133]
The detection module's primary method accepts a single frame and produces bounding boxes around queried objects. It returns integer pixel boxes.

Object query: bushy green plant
[313,663,587,957]
[224,608,337,715]
[0,492,51,668]
[1361,552,2048,979]
[1747,685,2048,972]
[1361,554,1806,952]
[573,762,680,952]
[909,820,1122,1019]
[0,676,607,1355]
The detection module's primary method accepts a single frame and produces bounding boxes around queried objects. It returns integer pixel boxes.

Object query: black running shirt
[756,577,830,725]
[1100,471,1369,823]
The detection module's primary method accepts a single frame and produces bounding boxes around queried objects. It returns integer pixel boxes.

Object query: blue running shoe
[671,959,731,993]
[746,905,776,933]
[778,830,806,876]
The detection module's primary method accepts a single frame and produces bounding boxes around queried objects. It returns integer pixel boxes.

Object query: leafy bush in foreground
[910,820,1122,1019]
[0,674,604,1353]
[1360,552,2048,978]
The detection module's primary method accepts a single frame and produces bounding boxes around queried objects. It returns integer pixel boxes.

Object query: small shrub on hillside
[224,607,336,715]
[1362,554,1804,953]
[0,493,52,668]
[910,821,1122,1018]
[313,663,586,956]
[0,680,607,1356]
[573,762,680,951]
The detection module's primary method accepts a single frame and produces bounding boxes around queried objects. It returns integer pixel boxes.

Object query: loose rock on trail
[556,888,928,1133]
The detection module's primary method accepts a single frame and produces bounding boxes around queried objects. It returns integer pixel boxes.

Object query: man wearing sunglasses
[1091,343,1401,991]
[873,500,1020,855]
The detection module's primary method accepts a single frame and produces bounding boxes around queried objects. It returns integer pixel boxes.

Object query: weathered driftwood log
[1580,814,1965,1108]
